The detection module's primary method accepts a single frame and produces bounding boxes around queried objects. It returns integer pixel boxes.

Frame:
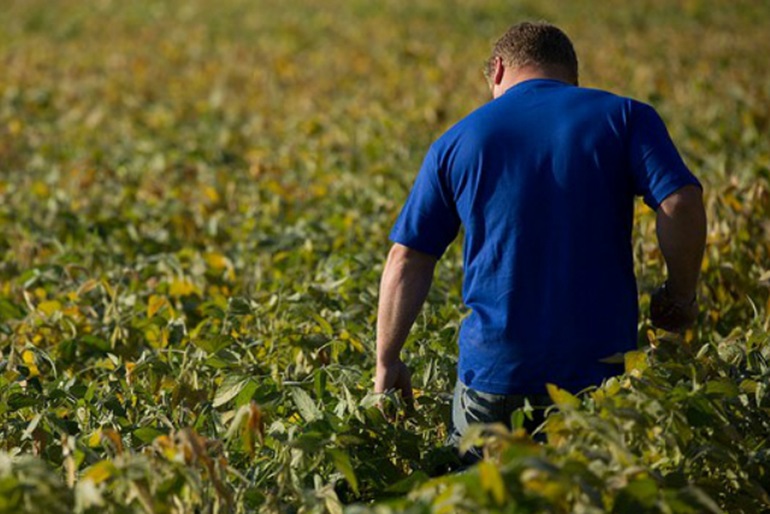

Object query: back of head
[487,22,579,85]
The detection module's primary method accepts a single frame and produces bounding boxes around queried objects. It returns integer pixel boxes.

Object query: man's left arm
[374,243,438,400]
[651,184,707,331]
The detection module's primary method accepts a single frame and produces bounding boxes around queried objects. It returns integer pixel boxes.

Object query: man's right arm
[374,243,437,400]
[651,184,707,331]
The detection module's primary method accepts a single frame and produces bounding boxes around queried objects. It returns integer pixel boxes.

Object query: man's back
[391,78,699,394]
[375,21,705,464]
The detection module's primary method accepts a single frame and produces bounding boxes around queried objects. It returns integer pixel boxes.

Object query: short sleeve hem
[645,174,702,211]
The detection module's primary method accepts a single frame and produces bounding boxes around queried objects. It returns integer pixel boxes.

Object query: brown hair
[486,22,578,85]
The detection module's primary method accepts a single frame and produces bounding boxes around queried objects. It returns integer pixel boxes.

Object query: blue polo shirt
[390,79,700,395]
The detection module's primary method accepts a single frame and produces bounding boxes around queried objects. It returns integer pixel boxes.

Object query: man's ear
[493,57,505,86]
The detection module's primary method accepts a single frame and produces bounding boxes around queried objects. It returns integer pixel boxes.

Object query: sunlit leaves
[0,0,768,512]
[546,384,581,409]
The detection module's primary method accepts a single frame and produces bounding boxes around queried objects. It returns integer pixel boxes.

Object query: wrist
[376,354,401,368]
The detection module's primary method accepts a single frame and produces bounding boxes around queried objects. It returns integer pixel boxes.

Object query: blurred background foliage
[0,0,769,512]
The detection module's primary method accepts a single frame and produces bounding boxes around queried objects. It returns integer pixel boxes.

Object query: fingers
[393,361,414,399]
[374,361,400,394]
[394,363,415,413]
[374,360,414,417]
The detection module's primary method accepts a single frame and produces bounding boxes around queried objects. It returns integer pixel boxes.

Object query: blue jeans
[447,380,552,465]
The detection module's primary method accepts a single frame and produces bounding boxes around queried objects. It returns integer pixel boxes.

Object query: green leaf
[234,379,259,407]
[8,393,42,409]
[314,369,327,399]
[0,299,25,320]
[213,375,249,408]
[290,431,326,452]
[291,387,322,422]
[193,334,233,354]
[328,448,359,495]
[80,335,110,352]
[21,413,43,440]
[312,313,333,336]
[704,380,739,398]
[385,471,429,494]
[511,409,525,429]
[227,297,253,316]
[612,476,659,513]
[133,427,165,444]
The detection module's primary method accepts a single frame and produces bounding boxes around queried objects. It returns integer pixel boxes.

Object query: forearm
[376,244,437,366]
[656,184,707,300]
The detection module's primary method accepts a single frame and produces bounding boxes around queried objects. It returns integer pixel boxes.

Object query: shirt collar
[504,78,572,95]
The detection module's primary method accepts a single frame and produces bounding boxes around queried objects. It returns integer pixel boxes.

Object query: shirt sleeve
[628,101,702,210]
[389,145,461,258]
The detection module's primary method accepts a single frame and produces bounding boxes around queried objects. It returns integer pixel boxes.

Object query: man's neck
[493,65,575,99]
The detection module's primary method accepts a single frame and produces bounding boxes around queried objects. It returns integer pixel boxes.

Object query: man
[374,22,706,463]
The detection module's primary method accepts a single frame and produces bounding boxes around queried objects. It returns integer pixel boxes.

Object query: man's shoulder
[565,85,640,111]
[431,92,526,147]
[428,85,659,155]
[429,103,493,155]
[553,86,669,133]
[572,86,659,114]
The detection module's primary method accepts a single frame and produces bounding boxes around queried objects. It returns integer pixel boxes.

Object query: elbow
[386,243,439,273]
[659,185,703,212]
[659,185,706,225]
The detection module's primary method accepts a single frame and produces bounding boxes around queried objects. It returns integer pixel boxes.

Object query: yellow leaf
[339,329,364,352]
[479,460,507,505]
[348,336,364,353]
[646,329,659,348]
[147,295,166,318]
[22,350,35,365]
[624,350,649,375]
[203,185,220,203]
[84,460,117,484]
[101,279,115,299]
[521,468,567,501]
[604,377,622,397]
[88,429,103,448]
[63,306,81,318]
[32,181,49,198]
[125,362,136,385]
[8,119,22,135]
[101,429,123,454]
[22,350,40,377]
[205,252,229,270]
[543,416,566,447]
[77,279,100,295]
[546,383,580,408]
[723,193,742,211]
[145,325,169,349]
[38,300,61,316]
[169,278,199,297]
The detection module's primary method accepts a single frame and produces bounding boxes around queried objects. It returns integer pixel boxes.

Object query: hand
[650,283,698,332]
[374,358,413,406]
